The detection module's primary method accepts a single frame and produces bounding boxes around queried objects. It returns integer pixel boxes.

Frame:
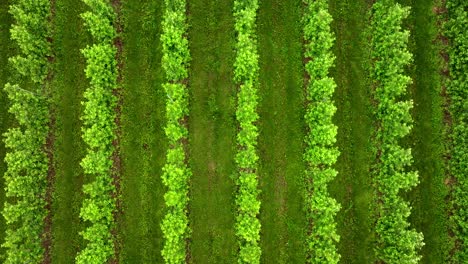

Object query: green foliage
[160,0,192,263]
[1,0,51,262]
[161,0,190,82]
[8,0,51,84]
[302,1,340,263]
[81,0,116,43]
[445,1,468,262]
[371,1,424,263]
[233,0,261,263]
[76,0,118,263]
[2,84,49,264]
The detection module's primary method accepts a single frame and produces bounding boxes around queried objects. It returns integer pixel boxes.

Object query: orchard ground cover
[49,0,88,262]
[257,0,306,262]
[329,0,375,262]
[118,0,166,263]
[187,0,238,262]
[399,0,450,262]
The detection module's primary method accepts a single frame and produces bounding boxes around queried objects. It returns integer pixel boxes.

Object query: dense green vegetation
[445,0,468,262]
[1,0,51,263]
[8,0,51,83]
[76,0,118,262]
[0,0,463,263]
[160,0,191,263]
[371,0,424,262]
[0,0,13,259]
[302,0,340,263]
[2,85,49,264]
[233,0,262,262]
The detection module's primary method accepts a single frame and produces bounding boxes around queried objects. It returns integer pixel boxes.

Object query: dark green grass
[187,0,237,262]
[49,0,88,262]
[0,0,13,258]
[118,1,166,262]
[256,0,306,262]
[398,0,450,262]
[329,0,376,263]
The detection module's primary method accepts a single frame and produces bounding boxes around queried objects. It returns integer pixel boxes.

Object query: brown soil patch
[110,0,123,263]
[42,111,56,264]
[42,0,58,262]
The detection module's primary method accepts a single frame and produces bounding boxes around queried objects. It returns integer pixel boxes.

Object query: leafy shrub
[371,1,424,263]
[76,0,118,263]
[1,0,51,262]
[2,84,49,264]
[445,1,468,262]
[8,0,51,84]
[302,1,340,263]
[233,0,261,263]
[160,0,192,263]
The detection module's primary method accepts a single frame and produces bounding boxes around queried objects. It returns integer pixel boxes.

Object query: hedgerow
[76,0,118,263]
[2,0,51,263]
[160,0,191,263]
[302,0,340,263]
[371,1,424,263]
[233,0,261,263]
[8,0,51,84]
[2,85,49,264]
[445,0,468,262]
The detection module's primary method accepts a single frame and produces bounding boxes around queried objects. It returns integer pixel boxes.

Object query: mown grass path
[399,0,450,262]
[49,0,89,262]
[118,1,166,262]
[187,0,238,262]
[329,0,375,263]
[257,0,306,262]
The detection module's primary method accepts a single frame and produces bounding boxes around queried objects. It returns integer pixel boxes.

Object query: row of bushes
[445,0,468,262]
[302,0,341,263]
[2,0,52,263]
[371,1,424,263]
[8,0,51,84]
[2,85,49,263]
[76,0,118,263]
[160,0,191,263]
[233,0,261,263]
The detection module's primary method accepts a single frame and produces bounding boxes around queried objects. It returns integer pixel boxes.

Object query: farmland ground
[118,1,166,262]
[49,0,88,262]
[399,0,450,262]
[257,0,307,262]
[0,0,13,258]
[187,0,238,262]
[329,0,376,263]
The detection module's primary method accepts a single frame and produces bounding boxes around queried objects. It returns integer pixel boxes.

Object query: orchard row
[2,0,466,263]
[446,0,468,262]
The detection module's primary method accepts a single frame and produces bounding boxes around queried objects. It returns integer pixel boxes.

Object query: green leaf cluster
[76,0,118,263]
[302,1,340,263]
[161,0,190,82]
[160,0,192,263]
[1,1,51,262]
[8,0,51,84]
[2,84,49,264]
[371,1,424,263]
[233,0,261,263]
[445,1,468,262]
